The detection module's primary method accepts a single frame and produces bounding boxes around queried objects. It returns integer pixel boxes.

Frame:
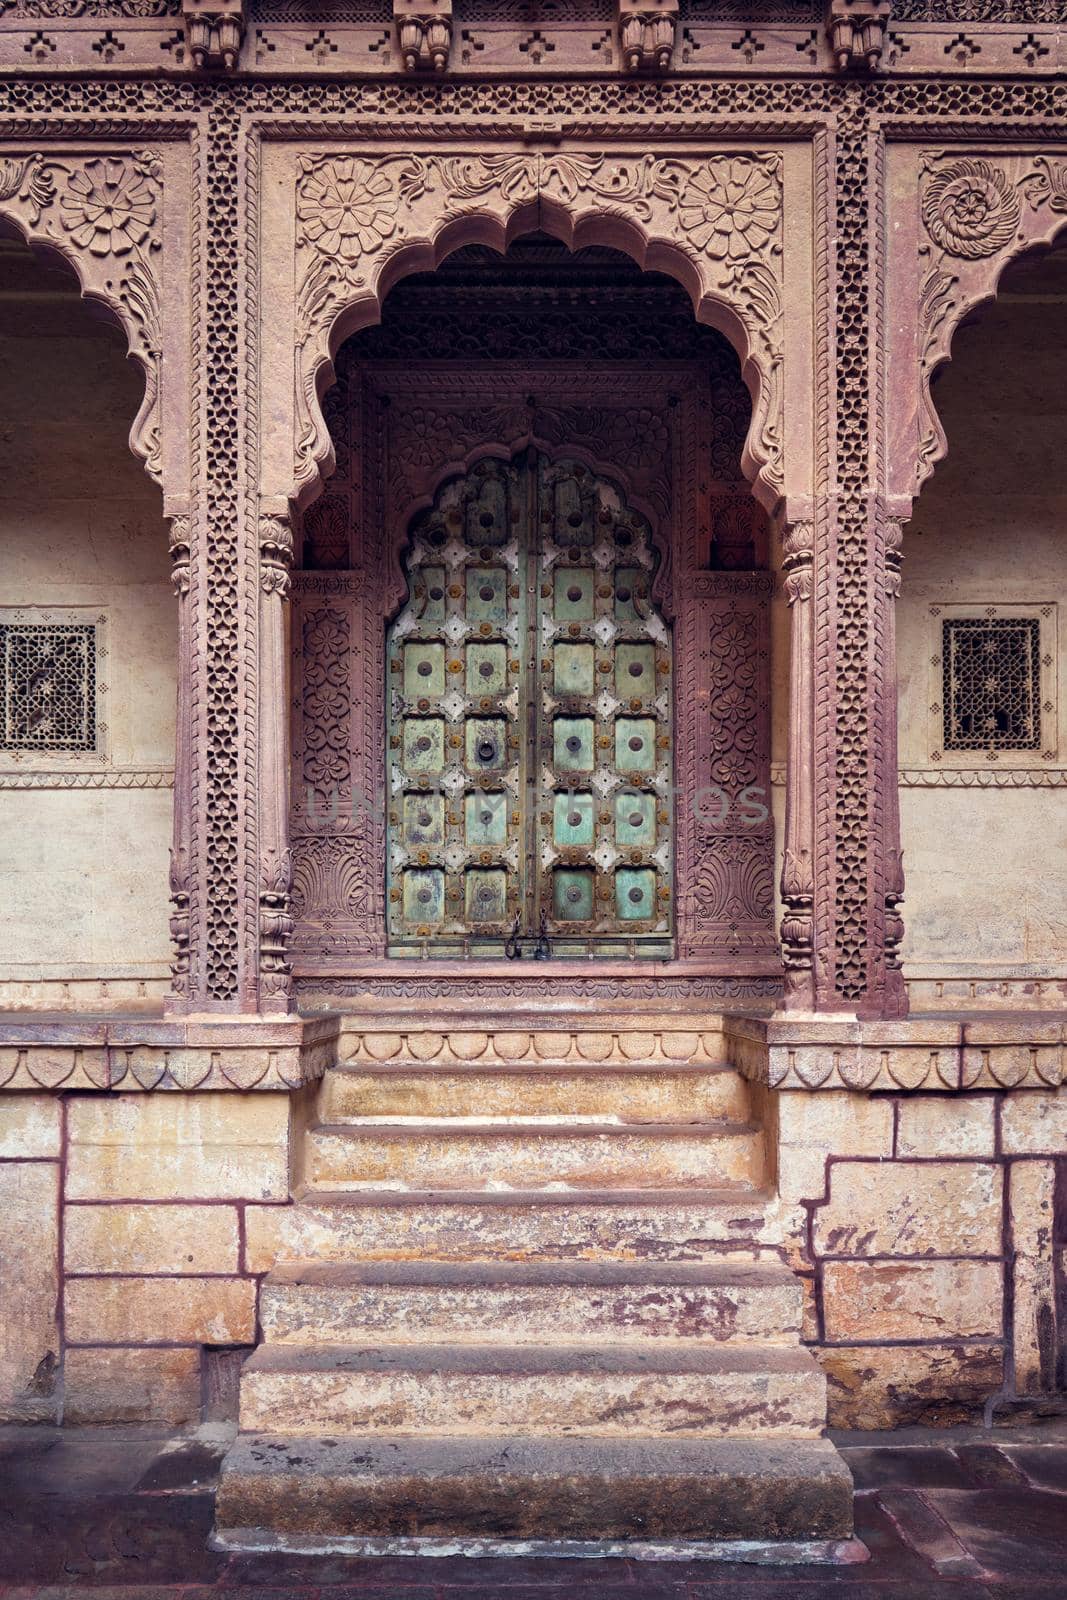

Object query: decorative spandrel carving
[915,152,1067,496]
[293,149,784,511]
[0,150,163,485]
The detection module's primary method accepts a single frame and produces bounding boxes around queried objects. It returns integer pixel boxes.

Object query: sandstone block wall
[781,1088,1067,1428]
[2,1084,1063,1429]
[0,1090,293,1425]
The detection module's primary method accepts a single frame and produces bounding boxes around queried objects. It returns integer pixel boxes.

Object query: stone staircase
[215,1032,852,1546]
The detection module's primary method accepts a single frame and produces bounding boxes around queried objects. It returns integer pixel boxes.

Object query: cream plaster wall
[0,243,175,1001]
[899,245,1067,986]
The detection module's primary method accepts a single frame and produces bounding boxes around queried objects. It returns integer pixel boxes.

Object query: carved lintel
[618,0,677,71]
[394,0,452,72]
[826,0,891,71]
[183,0,245,69]
[260,510,295,598]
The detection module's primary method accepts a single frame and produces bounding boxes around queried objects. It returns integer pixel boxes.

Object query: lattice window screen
[0,622,98,753]
[941,616,1041,753]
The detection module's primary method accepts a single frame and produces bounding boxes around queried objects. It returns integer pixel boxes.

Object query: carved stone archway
[0,149,166,486]
[285,149,787,517]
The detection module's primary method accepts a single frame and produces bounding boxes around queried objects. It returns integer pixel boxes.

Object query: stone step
[238,1342,826,1438]
[215,1432,854,1541]
[244,1187,780,1270]
[303,1119,765,1193]
[259,1257,803,1347]
[320,1063,751,1124]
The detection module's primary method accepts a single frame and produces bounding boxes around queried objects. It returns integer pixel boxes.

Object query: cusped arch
[292,149,786,516]
[0,151,164,486]
[914,152,1067,499]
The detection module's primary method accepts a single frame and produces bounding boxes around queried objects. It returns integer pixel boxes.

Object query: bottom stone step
[215,1433,854,1542]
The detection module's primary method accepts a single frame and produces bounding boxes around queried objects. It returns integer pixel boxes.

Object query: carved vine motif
[0,149,164,484]
[294,150,784,505]
[916,151,1067,495]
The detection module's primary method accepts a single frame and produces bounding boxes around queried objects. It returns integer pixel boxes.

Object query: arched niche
[286,235,780,1001]
[0,232,176,1011]
[285,149,787,520]
[896,229,1067,1011]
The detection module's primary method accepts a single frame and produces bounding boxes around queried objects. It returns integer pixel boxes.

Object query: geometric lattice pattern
[0,622,97,752]
[942,616,1041,752]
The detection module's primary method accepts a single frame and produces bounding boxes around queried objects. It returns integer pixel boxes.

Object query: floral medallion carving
[921,158,1021,261]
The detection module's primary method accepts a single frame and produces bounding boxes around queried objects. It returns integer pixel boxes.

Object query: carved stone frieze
[728,1016,1067,1093]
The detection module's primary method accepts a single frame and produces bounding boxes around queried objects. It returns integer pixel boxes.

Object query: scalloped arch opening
[301,213,770,514]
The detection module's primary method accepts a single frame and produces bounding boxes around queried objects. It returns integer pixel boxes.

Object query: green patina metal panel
[386,452,672,956]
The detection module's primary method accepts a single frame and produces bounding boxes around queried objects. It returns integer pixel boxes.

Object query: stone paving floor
[2,1420,1067,1599]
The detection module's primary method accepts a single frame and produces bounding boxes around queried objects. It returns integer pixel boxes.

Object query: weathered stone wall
[0,245,175,1012]
[1,1090,295,1425]
[779,1087,1066,1428]
[5,1077,1062,1429]
[898,244,1067,1000]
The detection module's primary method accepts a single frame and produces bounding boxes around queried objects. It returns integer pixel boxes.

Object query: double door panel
[386,450,673,956]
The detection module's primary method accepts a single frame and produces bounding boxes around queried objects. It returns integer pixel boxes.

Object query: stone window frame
[0,606,110,772]
[927,601,1058,769]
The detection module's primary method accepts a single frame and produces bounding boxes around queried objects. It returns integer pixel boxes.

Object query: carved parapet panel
[0,1016,339,1093]
[286,146,786,515]
[0,148,166,485]
[888,148,1067,501]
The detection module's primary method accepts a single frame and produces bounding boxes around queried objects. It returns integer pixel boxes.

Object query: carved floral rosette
[293,148,784,510]
[0,149,164,482]
[915,151,1067,494]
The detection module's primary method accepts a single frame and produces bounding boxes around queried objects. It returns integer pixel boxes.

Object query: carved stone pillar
[876,509,908,1016]
[779,516,816,1010]
[257,504,296,1014]
[165,503,194,1011]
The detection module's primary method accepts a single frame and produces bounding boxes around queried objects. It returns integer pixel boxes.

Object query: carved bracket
[826,0,891,70]
[183,0,245,69]
[0,149,164,485]
[617,0,678,72]
[292,148,786,516]
[394,0,452,71]
[915,151,1067,496]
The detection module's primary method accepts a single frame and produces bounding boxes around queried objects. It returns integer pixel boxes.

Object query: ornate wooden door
[386,450,674,957]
